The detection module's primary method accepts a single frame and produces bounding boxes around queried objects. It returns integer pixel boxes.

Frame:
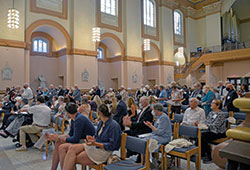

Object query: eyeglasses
[212,102,217,104]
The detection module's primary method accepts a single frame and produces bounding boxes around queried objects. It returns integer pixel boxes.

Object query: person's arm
[66,118,85,143]
[129,104,136,118]
[100,125,121,151]
[181,110,188,125]
[131,110,153,129]
[144,121,157,133]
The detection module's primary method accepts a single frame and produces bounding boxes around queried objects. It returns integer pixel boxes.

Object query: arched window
[174,10,183,35]
[101,0,117,16]
[33,38,49,53]
[97,48,104,59]
[144,0,155,27]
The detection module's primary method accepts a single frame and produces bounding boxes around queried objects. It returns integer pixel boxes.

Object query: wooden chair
[40,116,66,156]
[82,133,127,170]
[104,133,150,170]
[164,123,201,170]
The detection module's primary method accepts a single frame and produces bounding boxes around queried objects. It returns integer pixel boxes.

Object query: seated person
[0,98,29,138]
[113,94,127,131]
[123,96,153,162]
[62,104,121,170]
[143,103,172,146]
[78,97,91,118]
[123,96,153,137]
[181,98,206,126]
[200,99,227,164]
[0,96,15,130]
[46,102,96,170]
[16,96,51,151]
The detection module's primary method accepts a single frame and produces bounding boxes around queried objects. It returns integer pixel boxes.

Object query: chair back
[178,124,198,139]
[125,136,148,155]
[55,116,65,134]
[233,112,246,120]
[172,114,183,123]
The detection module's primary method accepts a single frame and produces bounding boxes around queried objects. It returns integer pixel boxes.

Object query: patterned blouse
[205,111,227,134]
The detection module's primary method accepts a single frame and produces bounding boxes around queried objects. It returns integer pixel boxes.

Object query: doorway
[111,78,118,90]
[148,79,156,89]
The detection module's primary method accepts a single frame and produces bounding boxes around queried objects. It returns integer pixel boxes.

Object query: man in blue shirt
[157,85,168,105]
[46,102,95,170]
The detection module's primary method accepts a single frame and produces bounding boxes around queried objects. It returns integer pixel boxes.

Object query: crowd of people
[0,80,246,168]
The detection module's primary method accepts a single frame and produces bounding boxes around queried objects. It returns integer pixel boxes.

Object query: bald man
[224,84,239,112]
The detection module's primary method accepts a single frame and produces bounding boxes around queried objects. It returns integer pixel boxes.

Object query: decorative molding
[96,0,122,32]
[98,56,143,63]
[202,1,221,15]
[141,0,160,41]
[30,0,68,19]
[1,64,13,81]
[240,18,250,24]
[0,39,26,49]
[143,60,175,66]
[71,48,98,57]
[81,69,89,81]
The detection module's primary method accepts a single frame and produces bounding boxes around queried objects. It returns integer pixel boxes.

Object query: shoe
[16,146,27,152]
[0,130,8,138]
[202,156,213,164]
[15,143,22,148]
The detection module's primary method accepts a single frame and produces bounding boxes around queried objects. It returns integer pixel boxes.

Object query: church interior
[0,0,250,169]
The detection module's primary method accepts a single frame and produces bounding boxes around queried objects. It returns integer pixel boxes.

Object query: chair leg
[187,157,190,170]
[46,140,49,156]
[81,165,86,170]
[161,153,164,170]
[177,157,180,167]
[40,146,43,152]
[164,153,168,170]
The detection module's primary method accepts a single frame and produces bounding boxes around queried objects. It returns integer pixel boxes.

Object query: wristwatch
[57,137,61,142]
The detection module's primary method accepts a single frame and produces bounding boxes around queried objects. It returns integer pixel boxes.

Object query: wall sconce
[144,39,150,51]
[7,0,19,29]
[92,27,100,42]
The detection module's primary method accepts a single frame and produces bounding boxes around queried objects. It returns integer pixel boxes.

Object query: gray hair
[153,103,163,112]
[140,96,149,104]
[189,97,199,104]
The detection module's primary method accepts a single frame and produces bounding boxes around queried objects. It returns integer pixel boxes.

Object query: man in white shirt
[181,98,206,126]
[21,83,33,106]
[16,96,51,151]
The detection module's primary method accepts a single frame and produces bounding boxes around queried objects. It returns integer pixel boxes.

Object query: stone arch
[142,41,161,62]
[25,19,72,49]
[100,33,125,57]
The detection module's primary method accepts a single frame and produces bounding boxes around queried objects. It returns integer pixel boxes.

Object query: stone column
[205,61,212,86]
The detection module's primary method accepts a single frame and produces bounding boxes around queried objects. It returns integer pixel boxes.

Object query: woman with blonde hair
[110,97,117,115]
[78,97,91,118]
[149,95,156,105]
[127,97,137,119]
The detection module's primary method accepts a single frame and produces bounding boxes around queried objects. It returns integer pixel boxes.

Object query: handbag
[107,154,121,164]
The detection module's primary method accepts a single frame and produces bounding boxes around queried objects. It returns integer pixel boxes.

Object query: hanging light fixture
[144,39,150,51]
[7,0,20,29]
[92,27,100,42]
[176,61,180,66]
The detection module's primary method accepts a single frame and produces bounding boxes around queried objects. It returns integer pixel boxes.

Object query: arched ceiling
[144,45,160,62]
[101,38,121,57]
[34,25,67,50]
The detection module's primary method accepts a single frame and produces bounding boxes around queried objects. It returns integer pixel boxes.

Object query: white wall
[205,13,221,47]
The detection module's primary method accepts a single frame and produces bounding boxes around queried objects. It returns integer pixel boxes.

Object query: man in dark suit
[123,96,153,162]
[47,84,57,106]
[224,84,239,112]
[113,95,127,131]
[95,86,101,97]
[153,85,160,97]
[123,96,153,136]
[57,85,64,96]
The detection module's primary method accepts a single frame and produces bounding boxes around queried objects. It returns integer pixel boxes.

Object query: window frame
[32,38,49,54]
[30,32,53,57]
[141,0,159,41]
[173,9,186,47]
[97,0,122,32]
[97,47,104,60]
[100,0,118,16]
[143,0,156,27]
[174,10,182,36]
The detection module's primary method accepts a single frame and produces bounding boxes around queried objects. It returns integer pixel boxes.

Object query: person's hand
[194,121,199,126]
[144,121,153,128]
[84,136,95,146]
